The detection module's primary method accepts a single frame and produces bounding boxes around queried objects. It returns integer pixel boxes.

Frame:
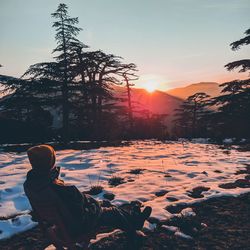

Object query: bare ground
[0,192,250,250]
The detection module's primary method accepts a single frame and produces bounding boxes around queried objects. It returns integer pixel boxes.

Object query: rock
[214,170,222,173]
[155,190,168,197]
[103,192,115,201]
[187,186,210,198]
[219,182,236,189]
[166,203,187,214]
[166,197,179,202]
[129,168,144,175]
[164,173,172,178]
[235,179,250,188]
[219,179,250,189]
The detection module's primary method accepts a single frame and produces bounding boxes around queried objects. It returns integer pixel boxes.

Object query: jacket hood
[27,145,56,171]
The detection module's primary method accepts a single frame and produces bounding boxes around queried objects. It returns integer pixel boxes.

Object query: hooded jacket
[24,167,101,236]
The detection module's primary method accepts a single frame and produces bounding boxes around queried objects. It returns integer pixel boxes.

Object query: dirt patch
[235,165,250,175]
[166,196,179,202]
[165,203,188,214]
[187,186,210,198]
[1,193,250,250]
[108,176,125,187]
[155,190,168,197]
[103,192,115,201]
[219,178,250,189]
[129,169,144,175]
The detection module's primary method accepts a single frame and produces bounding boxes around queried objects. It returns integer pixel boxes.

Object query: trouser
[98,206,134,232]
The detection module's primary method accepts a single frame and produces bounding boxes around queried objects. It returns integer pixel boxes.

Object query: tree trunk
[61,17,69,143]
[124,75,134,130]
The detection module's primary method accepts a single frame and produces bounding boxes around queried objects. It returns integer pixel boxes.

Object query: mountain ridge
[166,82,221,100]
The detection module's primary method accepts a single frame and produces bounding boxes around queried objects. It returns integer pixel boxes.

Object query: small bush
[129,168,144,175]
[88,185,103,195]
[108,176,125,186]
[103,192,115,200]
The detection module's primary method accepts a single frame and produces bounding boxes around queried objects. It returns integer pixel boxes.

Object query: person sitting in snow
[24,144,152,240]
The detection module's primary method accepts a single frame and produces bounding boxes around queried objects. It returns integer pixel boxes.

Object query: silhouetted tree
[20,4,89,141]
[131,110,168,139]
[0,74,57,142]
[211,28,250,138]
[0,3,142,142]
[225,28,250,73]
[210,79,250,138]
[51,3,84,140]
[71,49,137,138]
[174,92,210,137]
[122,70,138,130]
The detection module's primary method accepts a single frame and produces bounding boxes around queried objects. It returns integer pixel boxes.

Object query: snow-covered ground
[0,140,249,240]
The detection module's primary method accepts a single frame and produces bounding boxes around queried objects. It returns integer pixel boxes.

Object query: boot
[132,206,152,230]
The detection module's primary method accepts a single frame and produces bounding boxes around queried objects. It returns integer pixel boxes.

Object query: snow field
[0,140,249,240]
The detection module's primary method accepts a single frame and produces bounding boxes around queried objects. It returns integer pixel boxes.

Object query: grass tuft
[129,168,144,175]
[108,176,125,186]
[88,185,104,195]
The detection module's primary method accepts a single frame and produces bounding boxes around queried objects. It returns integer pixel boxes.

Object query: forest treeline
[174,28,250,140]
[0,4,167,143]
[0,4,249,143]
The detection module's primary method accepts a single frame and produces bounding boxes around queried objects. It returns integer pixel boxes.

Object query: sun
[135,74,168,93]
[144,82,158,93]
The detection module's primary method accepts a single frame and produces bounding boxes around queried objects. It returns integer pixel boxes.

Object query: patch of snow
[180,208,196,217]
[191,138,211,144]
[90,229,122,244]
[143,221,157,231]
[0,140,249,239]
[0,214,37,240]
[223,138,234,144]
[174,231,193,240]
[162,224,193,240]
[44,245,56,250]
[201,222,208,228]
[161,225,179,233]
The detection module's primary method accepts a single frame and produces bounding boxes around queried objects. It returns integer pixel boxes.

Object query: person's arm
[53,184,87,220]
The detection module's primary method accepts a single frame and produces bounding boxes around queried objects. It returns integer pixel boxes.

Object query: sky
[0,0,250,90]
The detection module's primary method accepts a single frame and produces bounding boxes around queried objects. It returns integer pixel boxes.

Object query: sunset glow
[136,74,168,92]
[144,82,158,93]
[0,1,249,247]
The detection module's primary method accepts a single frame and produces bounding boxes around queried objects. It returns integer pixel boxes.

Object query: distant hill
[114,86,182,115]
[167,82,222,100]
[113,86,183,131]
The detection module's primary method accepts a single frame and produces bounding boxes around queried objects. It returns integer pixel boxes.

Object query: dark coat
[23,168,101,236]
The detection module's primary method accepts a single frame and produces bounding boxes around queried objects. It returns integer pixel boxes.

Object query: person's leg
[98,206,134,232]
[98,205,152,231]
[97,205,152,249]
[98,206,140,249]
